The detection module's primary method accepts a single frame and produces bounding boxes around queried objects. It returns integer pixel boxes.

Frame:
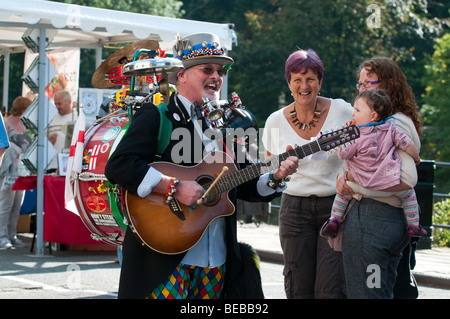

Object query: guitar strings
[196,126,358,195]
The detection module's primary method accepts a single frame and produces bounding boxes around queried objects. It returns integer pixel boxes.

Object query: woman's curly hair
[359,57,423,136]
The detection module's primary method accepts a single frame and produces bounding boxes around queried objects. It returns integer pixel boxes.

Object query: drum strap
[106,103,172,232]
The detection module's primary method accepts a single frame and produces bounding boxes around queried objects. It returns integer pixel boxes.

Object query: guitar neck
[216,140,320,192]
[216,124,359,192]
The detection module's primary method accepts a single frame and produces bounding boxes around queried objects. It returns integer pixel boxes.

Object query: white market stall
[0,0,236,256]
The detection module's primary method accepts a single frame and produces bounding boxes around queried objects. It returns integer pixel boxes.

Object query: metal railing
[268,160,450,230]
[432,161,450,229]
[433,162,450,200]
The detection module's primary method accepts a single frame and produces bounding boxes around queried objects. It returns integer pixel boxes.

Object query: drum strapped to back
[76,41,257,246]
[73,114,129,246]
[72,95,256,247]
[75,46,183,246]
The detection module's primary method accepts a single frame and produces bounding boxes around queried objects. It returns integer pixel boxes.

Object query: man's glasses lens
[198,66,227,77]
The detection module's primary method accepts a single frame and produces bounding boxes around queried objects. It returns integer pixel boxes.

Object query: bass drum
[73,114,129,246]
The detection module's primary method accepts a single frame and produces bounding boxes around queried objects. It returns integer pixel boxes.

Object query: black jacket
[105,94,279,298]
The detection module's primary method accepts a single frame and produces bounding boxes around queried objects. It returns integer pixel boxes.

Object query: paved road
[1,252,450,299]
[0,248,119,299]
[1,233,450,299]
[260,261,450,299]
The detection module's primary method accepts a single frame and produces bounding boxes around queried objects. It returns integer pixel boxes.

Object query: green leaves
[421,34,450,193]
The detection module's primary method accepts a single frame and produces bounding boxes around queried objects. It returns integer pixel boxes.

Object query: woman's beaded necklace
[289,100,321,130]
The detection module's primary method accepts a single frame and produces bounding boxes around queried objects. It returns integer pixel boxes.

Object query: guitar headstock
[318,123,360,152]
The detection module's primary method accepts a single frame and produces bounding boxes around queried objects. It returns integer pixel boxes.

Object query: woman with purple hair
[262,49,353,298]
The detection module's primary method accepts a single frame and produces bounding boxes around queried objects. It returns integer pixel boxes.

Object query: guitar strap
[107,102,173,231]
[155,102,173,156]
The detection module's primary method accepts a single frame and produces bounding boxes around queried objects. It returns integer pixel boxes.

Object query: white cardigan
[262,98,353,197]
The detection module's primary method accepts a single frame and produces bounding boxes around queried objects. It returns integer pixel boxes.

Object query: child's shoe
[407,225,427,237]
[320,218,341,238]
[0,238,12,249]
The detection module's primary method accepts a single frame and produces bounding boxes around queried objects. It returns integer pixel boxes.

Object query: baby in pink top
[321,90,426,238]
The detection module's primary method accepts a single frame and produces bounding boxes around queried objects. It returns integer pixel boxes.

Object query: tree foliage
[2,0,448,130]
[420,33,450,193]
[1,0,449,195]
[421,33,450,162]
[181,0,447,126]
[433,198,450,247]
[179,0,450,194]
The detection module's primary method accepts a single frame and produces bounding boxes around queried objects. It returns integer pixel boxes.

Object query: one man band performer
[105,33,298,299]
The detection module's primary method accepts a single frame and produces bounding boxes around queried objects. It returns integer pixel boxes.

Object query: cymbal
[122,57,184,76]
[91,40,159,88]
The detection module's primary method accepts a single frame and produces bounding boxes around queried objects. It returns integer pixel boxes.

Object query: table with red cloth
[13,175,104,245]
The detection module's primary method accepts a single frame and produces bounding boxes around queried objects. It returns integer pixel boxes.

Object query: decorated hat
[168,32,233,84]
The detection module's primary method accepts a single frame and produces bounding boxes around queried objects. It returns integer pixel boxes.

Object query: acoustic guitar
[125,124,360,254]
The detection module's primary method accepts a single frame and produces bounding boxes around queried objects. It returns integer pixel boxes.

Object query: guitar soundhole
[197,175,221,206]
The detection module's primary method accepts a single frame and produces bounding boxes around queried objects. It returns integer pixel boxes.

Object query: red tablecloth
[13,175,101,245]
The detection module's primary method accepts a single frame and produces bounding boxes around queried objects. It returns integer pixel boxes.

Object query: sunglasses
[192,66,228,77]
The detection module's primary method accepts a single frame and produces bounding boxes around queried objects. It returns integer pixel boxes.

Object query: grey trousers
[343,198,409,299]
[279,193,346,299]
[0,176,24,241]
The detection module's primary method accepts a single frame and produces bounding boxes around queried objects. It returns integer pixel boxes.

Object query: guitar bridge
[167,198,186,221]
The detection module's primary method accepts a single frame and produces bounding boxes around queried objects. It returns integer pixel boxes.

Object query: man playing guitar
[105,33,299,299]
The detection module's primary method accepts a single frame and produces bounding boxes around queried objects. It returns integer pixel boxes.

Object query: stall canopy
[0,0,236,53]
[0,0,236,257]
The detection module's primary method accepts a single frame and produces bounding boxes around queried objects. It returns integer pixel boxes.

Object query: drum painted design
[74,115,128,246]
